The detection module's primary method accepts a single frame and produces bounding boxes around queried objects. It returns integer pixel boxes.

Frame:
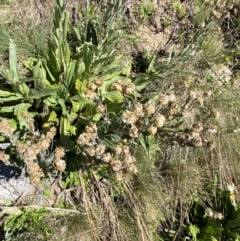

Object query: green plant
[183,184,240,241]
[4,208,49,240]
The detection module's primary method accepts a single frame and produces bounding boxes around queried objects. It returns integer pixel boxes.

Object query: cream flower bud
[192,122,203,133]
[122,111,138,124]
[114,144,122,155]
[102,152,112,163]
[129,125,138,138]
[147,125,158,136]
[95,143,106,156]
[123,83,135,95]
[144,102,156,115]
[94,78,103,86]
[111,160,122,172]
[154,114,166,127]
[85,146,96,156]
[97,104,106,113]
[112,81,123,92]
[134,103,144,117]
[88,82,98,91]
[158,94,169,105]
[85,90,96,100]
[168,91,176,102]
[77,133,91,146]
[54,159,66,172]
[122,145,130,155]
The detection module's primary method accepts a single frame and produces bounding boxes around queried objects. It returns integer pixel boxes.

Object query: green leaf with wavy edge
[0,88,21,97]
[70,95,88,112]
[13,103,32,129]
[46,111,59,126]
[0,96,24,103]
[58,98,68,116]
[189,224,200,239]
[102,91,124,103]
[28,88,57,99]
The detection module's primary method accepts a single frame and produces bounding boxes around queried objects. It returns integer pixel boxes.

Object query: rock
[0,160,38,205]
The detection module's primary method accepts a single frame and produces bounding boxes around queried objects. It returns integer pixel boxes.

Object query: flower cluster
[122,95,173,138]
[77,122,138,175]
[112,81,136,95]
[85,79,103,100]
[16,126,57,185]
[175,121,217,149]
[53,147,66,172]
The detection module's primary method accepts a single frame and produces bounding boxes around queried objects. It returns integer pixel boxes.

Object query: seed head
[122,145,130,155]
[129,125,138,138]
[144,102,156,115]
[134,103,144,117]
[158,94,169,105]
[122,111,138,124]
[46,126,57,140]
[95,143,106,156]
[147,125,158,136]
[94,78,103,86]
[97,104,106,113]
[88,82,98,91]
[123,83,135,95]
[0,151,9,162]
[102,152,112,163]
[114,144,122,155]
[111,160,122,172]
[112,81,123,92]
[77,133,91,146]
[54,158,66,172]
[154,114,166,127]
[0,119,15,138]
[168,91,176,102]
[85,146,96,157]
[192,122,203,133]
[211,109,220,119]
[85,90,96,100]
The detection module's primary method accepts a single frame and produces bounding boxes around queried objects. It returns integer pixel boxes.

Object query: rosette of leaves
[0,0,134,171]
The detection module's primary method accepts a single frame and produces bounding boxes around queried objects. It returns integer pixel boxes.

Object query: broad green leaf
[92,113,101,122]
[0,106,15,113]
[70,95,88,112]
[28,88,57,99]
[57,84,69,100]
[47,111,59,125]
[44,96,58,107]
[103,91,124,103]
[189,224,200,239]
[0,95,24,102]
[105,102,123,114]
[0,88,21,97]
[200,219,223,235]
[59,116,75,149]
[77,62,85,76]
[58,98,68,116]
[18,83,30,96]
